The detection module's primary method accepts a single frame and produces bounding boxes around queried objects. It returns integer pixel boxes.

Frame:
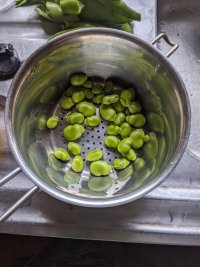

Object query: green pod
[93,94,105,105]
[38,115,47,130]
[147,112,165,134]
[117,137,132,154]
[46,1,65,22]
[64,170,80,184]
[126,114,146,128]
[121,148,136,161]
[76,101,96,117]
[134,158,146,172]
[84,115,100,127]
[103,94,119,105]
[46,116,59,129]
[48,153,62,171]
[143,132,158,161]
[90,160,112,176]
[54,148,70,162]
[66,112,84,125]
[104,81,114,93]
[120,23,133,33]
[72,155,84,173]
[120,122,132,138]
[114,158,130,170]
[99,104,116,121]
[83,80,93,89]
[92,84,104,94]
[112,101,125,112]
[113,112,126,125]
[63,124,85,141]
[128,102,142,114]
[72,90,85,103]
[104,136,120,149]
[130,129,149,149]
[60,97,75,110]
[83,88,94,100]
[106,125,121,136]
[86,148,104,161]
[156,135,166,169]
[70,73,87,86]
[67,142,82,155]
[88,176,114,192]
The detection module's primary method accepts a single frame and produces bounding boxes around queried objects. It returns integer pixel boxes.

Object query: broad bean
[38,115,47,130]
[66,112,84,124]
[72,90,85,103]
[76,101,96,117]
[117,137,132,154]
[83,80,93,89]
[84,115,100,127]
[147,112,165,134]
[104,136,120,149]
[103,94,119,105]
[143,132,158,161]
[99,104,116,121]
[67,142,82,155]
[120,89,135,101]
[113,112,126,125]
[90,160,112,176]
[72,155,84,173]
[112,101,125,112]
[106,125,121,135]
[104,81,114,93]
[121,148,136,161]
[92,84,104,94]
[65,85,78,97]
[113,158,130,170]
[63,124,84,141]
[86,149,104,161]
[54,148,70,162]
[83,88,94,100]
[130,129,149,149]
[120,122,132,138]
[47,116,59,129]
[60,96,74,110]
[128,102,142,114]
[70,73,87,86]
[88,176,114,192]
[126,114,146,128]
[93,94,105,105]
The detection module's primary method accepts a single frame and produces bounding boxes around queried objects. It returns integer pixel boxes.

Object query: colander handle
[0,167,39,223]
[151,33,179,58]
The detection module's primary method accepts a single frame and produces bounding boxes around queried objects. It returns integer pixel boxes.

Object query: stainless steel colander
[0,28,190,220]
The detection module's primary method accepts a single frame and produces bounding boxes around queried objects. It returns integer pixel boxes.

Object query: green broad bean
[102,94,119,105]
[104,136,120,149]
[60,96,74,110]
[143,132,158,161]
[92,84,104,94]
[106,125,121,135]
[48,153,62,171]
[134,158,146,172]
[128,102,142,114]
[83,80,93,89]
[84,115,100,127]
[54,148,70,162]
[76,101,96,117]
[126,114,146,128]
[86,149,104,161]
[147,112,165,134]
[70,73,87,86]
[72,90,85,103]
[130,129,149,149]
[117,137,132,154]
[47,116,59,129]
[120,122,132,138]
[99,104,116,121]
[104,81,114,93]
[88,176,114,192]
[93,94,105,105]
[64,170,80,184]
[67,142,82,155]
[120,98,131,107]
[121,148,136,161]
[113,112,126,125]
[63,124,84,141]
[83,88,94,100]
[38,115,47,130]
[112,101,125,112]
[72,155,84,173]
[66,112,84,124]
[120,89,134,100]
[65,85,78,97]
[90,160,112,176]
[125,108,131,115]
[113,158,130,170]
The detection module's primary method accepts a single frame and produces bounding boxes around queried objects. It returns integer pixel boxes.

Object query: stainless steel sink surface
[1,0,200,246]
